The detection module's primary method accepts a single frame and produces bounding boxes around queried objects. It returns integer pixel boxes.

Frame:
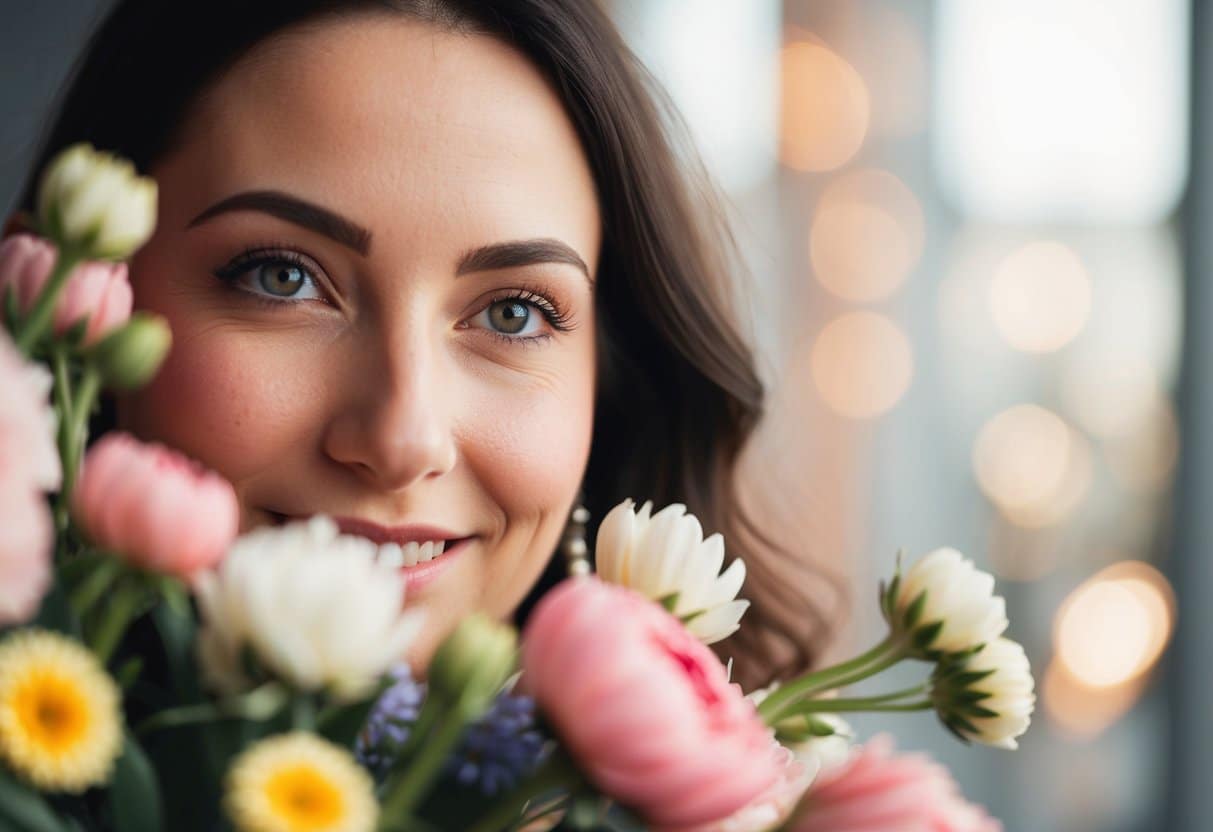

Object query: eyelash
[212,245,576,345]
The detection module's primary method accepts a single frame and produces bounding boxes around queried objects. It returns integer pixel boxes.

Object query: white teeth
[378,542,404,569]
[376,539,450,568]
[400,541,421,567]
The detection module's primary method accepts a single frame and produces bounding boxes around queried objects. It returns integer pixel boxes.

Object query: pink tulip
[0,233,56,310]
[521,578,781,830]
[790,735,1002,832]
[0,233,133,346]
[53,260,132,346]
[73,433,239,578]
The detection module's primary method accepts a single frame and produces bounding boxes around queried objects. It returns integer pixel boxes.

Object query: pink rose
[73,433,239,578]
[790,735,1002,832]
[0,233,132,346]
[0,485,53,625]
[521,578,781,830]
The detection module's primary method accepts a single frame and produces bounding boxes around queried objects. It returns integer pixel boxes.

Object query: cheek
[119,326,318,485]
[465,373,595,516]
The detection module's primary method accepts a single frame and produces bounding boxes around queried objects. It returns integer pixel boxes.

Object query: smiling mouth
[265,510,473,569]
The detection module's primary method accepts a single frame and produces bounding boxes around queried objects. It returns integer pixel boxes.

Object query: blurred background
[1,1,1207,830]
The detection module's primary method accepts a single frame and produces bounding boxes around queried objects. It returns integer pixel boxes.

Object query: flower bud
[0,233,56,314]
[930,637,1035,750]
[85,312,171,390]
[37,143,157,261]
[882,548,1008,659]
[429,614,516,715]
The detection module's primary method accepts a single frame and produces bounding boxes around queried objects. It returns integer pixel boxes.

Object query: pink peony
[0,485,53,624]
[521,578,781,830]
[790,734,1002,832]
[0,331,59,624]
[677,739,817,832]
[0,233,133,346]
[73,432,239,578]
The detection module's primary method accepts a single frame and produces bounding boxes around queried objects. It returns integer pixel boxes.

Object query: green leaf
[31,579,81,639]
[901,590,926,631]
[317,695,381,748]
[0,766,68,832]
[109,733,163,832]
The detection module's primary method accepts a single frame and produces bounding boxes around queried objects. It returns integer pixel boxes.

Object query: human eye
[212,245,329,307]
[466,285,576,346]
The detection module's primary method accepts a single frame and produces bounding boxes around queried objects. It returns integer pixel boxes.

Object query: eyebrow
[187,189,592,284]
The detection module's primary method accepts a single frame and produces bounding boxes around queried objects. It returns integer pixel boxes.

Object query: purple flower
[448,690,548,796]
[356,663,426,776]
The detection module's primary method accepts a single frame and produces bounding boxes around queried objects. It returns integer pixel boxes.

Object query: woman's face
[115,15,601,668]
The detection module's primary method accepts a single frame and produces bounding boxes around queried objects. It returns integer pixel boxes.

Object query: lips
[266,511,472,577]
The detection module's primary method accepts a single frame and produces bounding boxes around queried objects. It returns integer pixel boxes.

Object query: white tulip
[595,498,748,644]
[889,547,1008,656]
[194,515,424,703]
[37,143,157,260]
[932,636,1036,750]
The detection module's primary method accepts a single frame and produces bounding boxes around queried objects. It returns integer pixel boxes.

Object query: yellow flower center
[264,764,346,830]
[11,669,91,755]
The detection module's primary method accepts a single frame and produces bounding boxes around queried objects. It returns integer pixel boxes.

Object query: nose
[322,328,457,491]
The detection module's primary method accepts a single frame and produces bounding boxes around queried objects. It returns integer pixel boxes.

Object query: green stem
[786,696,934,715]
[466,754,582,832]
[90,582,143,665]
[51,347,75,539]
[292,695,317,732]
[61,364,101,504]
[14,246,79,354]
[378,701,471,824]
[757,635,902,723]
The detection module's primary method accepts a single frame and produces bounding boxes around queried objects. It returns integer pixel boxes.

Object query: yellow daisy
[225,732,379,832]
[0,628,123,793]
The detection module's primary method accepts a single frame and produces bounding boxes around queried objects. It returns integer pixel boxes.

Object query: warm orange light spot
[810,312,913,419]
[779,41,869,172]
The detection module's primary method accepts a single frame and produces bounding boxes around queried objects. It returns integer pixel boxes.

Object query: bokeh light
[810,311,913,419]
[989,241,1091,353]
[810,169,924,302]
[1054,561,1175,689]
[972,405,1092,527]
[779,39,869,172]
[1043,659,1144,741]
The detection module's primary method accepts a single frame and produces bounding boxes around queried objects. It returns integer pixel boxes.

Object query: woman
[8,0,835,689]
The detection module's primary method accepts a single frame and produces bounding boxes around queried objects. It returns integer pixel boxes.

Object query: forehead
[163,13,601,269]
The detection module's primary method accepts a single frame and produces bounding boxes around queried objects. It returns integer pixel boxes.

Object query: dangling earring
[561,499,591,577]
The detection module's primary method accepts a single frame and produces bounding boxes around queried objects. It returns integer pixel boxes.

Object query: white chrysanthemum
[225,732,377,832]
[38,143,157,260]
[747,685,854,774]
[934,637,1036,750]
[893,548,1008,656]
[595,498,748,644]
[195,516,424,703]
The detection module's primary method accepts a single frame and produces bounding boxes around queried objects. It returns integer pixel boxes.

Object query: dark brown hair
[14,0,839,689]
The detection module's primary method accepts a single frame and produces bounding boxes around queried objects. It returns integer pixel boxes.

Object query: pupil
[260,265,303,296]
[492,301,529,334]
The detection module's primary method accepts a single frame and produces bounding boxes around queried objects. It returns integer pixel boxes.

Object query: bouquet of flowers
[0,144,1036,832]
